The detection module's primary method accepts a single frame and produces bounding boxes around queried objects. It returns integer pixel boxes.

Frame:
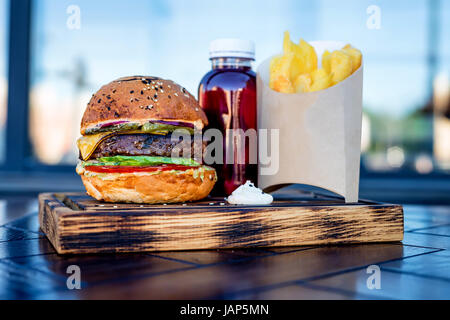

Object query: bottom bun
[78,166,217,204]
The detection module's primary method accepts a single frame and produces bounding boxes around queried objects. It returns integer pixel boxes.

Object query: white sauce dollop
[227,181,274,205]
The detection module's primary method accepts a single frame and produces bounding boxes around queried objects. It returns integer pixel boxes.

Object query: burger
[76,76,217,204]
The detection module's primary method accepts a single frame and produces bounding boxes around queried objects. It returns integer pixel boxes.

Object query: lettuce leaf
[141,123,194,135]
[83,155,201,167]
[85,122,194,135]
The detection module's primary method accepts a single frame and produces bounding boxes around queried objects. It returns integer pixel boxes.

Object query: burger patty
[89,134,205,159]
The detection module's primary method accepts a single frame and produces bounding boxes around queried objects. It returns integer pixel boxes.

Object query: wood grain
[38,192,404,255]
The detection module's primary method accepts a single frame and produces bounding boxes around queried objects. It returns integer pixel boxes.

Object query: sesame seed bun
[80,76,208,135]
[77,165,217,204]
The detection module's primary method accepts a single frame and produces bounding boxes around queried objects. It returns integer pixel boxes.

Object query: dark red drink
[198,39,257,196]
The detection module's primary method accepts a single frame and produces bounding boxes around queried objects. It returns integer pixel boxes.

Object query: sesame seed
[174,93,178,96]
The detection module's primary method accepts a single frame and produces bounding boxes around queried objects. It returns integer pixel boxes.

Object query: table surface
[0,195,449,300]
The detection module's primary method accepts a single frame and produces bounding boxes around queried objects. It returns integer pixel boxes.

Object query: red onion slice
[96,120,195,129]
[151,120,195,128]
[99,121,129,128]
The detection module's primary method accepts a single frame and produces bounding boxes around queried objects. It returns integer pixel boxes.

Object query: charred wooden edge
[62,195,386,212]
[38,193,70,253]
[39,193,404,221]
[38,193,405,255]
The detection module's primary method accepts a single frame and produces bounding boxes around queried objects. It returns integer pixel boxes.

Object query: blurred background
[0,0,449,203]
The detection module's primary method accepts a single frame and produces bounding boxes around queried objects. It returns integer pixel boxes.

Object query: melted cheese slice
[77,130,167,161]
[77,132,115,161]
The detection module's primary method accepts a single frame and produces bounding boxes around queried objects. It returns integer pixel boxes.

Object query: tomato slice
[85,164,200,173]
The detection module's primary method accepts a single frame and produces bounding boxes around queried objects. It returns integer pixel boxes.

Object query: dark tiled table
[0,196,449,300]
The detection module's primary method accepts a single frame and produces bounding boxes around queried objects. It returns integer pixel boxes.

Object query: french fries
[329,50,353,85]
[269,32,362,93]
[342,44,363,73]
[322,50,332,74]
[269,54,295,93]
[294,74,312,93]
[310,68,332,92]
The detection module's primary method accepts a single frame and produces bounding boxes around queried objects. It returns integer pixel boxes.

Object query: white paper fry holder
[257,41,364,203]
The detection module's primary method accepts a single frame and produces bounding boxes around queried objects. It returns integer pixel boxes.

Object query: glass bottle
[198,39,257,196]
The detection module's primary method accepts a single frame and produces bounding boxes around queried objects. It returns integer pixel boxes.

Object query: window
[29,0,320,164]
[435,0,450,172]
[12,0,450,178]
[318,0,449,175]
[0,0,8,164]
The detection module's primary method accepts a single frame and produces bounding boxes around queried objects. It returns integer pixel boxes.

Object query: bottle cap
[209,38,255,60]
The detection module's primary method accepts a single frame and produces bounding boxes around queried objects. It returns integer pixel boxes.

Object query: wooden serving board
[38,191,404,255]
